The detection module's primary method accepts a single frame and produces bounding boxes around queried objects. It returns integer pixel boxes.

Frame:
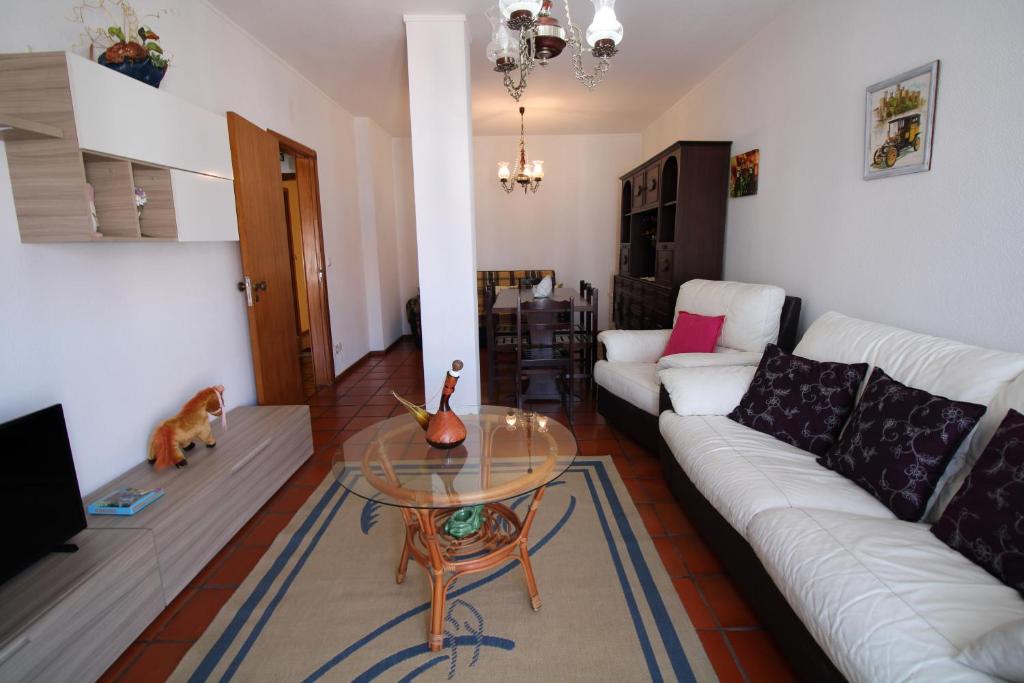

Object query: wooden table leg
[517,485,545,610]
[404,486,550,651]
[415,508,448,652]
[396,513,415,584]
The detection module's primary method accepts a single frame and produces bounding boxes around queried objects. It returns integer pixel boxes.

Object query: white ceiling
[208,0,792,136]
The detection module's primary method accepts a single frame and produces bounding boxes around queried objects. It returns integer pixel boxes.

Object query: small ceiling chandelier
[498,106,544,194]
[486,0,623,102]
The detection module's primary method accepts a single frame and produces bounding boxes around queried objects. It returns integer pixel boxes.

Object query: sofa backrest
[794,311,1024,519]
[674,279,786,353]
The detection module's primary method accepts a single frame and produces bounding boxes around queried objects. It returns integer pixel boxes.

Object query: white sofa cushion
[659,413,893,535]
[675,279,786,353]
[748,507,1024,683]
[597,329,671,364]
[934,372,1024,521]
[659,365,755,416]
[958,618,1024,682]
[656,349,762,370]
[593,361,660,415]
[794,312,1024,520]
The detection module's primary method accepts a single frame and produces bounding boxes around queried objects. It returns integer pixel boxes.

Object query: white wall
[392,138,419,335]
[0,0,373,494]
[473,134,642,327]
[354,118,405,350]
[643,0,1024,351]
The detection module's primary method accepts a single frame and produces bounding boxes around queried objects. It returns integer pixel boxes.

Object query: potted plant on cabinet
[72,0,171,88]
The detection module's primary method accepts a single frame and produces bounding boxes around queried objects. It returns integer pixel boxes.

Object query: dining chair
[556,281,598,391]
[515,293,575,423]
[485,284,520,403]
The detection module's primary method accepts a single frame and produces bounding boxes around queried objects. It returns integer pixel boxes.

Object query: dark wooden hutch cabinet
[612,141,731,329]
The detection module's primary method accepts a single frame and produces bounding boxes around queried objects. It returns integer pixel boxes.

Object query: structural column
[404,15,481,408]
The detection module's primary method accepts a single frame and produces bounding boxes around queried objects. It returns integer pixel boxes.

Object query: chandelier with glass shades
[498,106,544,194]
[486,0,623,101]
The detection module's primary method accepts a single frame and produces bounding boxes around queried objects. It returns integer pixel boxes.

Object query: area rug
[171,456,717,682]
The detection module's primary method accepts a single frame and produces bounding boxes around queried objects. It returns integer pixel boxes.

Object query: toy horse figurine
[148,385,227,469]
[393,360,467,449]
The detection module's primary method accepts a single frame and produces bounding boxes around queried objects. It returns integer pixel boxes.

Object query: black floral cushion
[932,409,1024,595]
[818,367,987,521]
[727,344,868,455]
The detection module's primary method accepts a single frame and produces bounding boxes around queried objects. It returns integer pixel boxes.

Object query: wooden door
[293,155,335,386]
[227,112,305,405]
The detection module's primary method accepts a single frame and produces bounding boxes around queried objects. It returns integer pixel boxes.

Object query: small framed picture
[864,60,939,180]
[729,149,759,198]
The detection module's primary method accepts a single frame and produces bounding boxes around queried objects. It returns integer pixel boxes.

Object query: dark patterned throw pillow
[932,409,1024,595]
[727,344,869,455]
[818,368,987,521]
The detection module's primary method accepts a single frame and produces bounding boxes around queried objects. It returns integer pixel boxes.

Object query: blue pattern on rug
[360,495,381,535]
[301,495,577,682]
[351,636,515,682]
[186,461,695,683]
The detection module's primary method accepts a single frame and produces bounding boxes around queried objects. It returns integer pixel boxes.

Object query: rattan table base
[394,486,546,651]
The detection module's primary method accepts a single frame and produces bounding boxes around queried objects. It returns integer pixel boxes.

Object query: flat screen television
[0,404,87,586]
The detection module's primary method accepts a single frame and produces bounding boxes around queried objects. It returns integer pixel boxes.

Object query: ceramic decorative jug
[393,360,468,449]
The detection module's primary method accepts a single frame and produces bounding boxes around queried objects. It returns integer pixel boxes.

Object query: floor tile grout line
[108,642,146,683]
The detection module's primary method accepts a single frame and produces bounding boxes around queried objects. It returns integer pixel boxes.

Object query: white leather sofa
[594,279,797,449]
[659,311,1024,682]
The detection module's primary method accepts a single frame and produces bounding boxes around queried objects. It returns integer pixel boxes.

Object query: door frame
[269,129,336,387]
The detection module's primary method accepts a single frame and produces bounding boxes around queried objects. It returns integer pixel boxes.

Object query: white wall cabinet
[0,51,238,242]
[170,170,239,241]
[66,54,233,181]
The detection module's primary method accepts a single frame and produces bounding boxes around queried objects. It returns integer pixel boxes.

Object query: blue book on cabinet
[87,487,164,516]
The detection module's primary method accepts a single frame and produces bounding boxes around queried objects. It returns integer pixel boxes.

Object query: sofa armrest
[656,351,763,370]
[658,365,757,417]
[597,329,670,363]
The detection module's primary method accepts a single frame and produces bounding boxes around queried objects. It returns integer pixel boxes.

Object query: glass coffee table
[333,406,578,651]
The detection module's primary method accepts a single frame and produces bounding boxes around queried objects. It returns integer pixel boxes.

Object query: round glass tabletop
[332,406,578,509]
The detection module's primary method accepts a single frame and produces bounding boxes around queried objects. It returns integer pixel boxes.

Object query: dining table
[485,286,595,404]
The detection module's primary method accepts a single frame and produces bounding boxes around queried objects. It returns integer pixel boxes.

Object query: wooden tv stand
[0,405,311,682]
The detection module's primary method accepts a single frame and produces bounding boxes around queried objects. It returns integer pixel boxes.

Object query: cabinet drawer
[656,249,673,284]
[156,407,311,598]
[0,530,163,683]
[155,433,278,598]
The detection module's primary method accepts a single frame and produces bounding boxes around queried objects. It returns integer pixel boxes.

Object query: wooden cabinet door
[645,162,660,207]
[631,171,645,211]
[227,112,305,405]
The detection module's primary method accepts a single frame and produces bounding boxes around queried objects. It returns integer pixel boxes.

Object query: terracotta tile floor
[101,339,796,682]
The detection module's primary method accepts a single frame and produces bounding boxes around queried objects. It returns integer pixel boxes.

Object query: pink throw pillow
[661,311,725,357]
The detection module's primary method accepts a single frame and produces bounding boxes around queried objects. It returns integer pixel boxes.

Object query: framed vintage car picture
[864,60,939,180]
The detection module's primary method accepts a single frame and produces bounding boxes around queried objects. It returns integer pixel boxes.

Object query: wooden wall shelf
[0,113,63,141]
[0,51,238,243]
